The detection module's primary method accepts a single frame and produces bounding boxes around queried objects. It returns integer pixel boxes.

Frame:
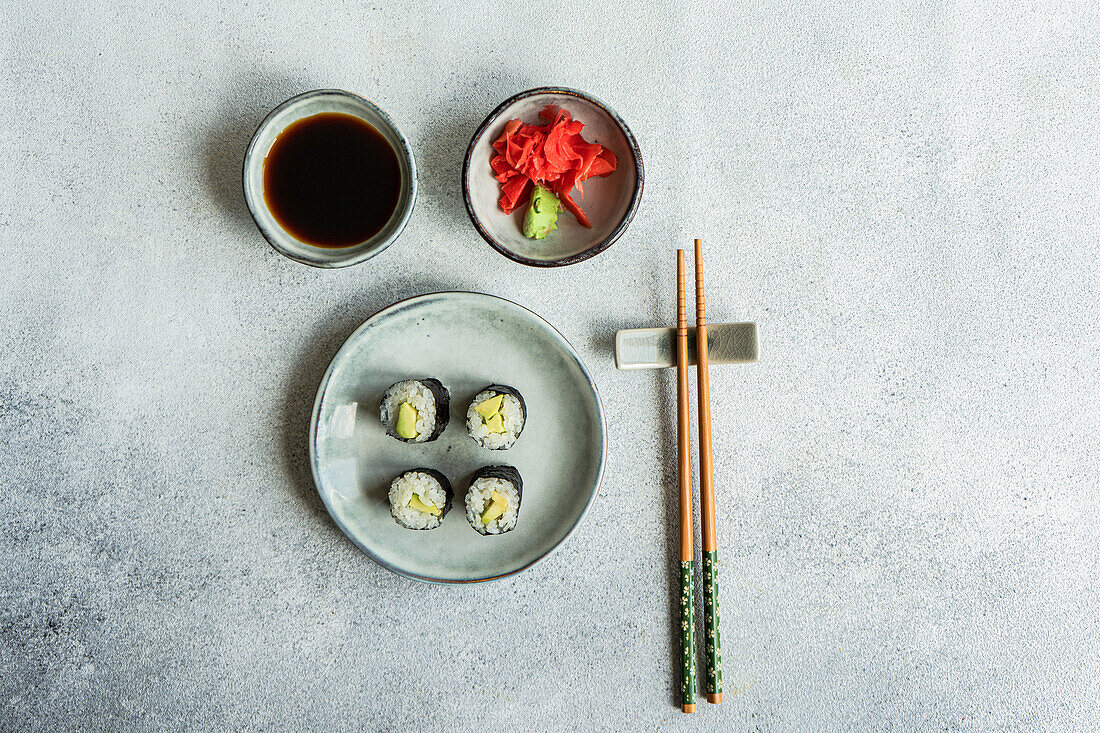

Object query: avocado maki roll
[380,379,450,443]
[388,469,453,530]
[465,465,522,535]
[466,385,526,450]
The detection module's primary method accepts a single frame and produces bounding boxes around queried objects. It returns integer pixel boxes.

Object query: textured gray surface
[2,1,1099,730]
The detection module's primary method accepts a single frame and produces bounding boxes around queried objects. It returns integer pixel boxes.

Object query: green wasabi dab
[522,185,561,240]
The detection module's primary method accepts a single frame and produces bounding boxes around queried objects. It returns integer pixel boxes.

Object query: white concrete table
[2,1,1098,729]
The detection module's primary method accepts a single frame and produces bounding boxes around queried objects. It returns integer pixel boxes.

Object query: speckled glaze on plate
[243,89,417,268]
[462,87,644,267]
[309,292,606,583]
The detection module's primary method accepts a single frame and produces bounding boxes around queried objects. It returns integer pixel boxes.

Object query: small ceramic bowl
[462,87,643,267]
[243,89,417,268]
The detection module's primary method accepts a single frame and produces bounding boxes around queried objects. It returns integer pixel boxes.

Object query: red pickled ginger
[490,105,617,227]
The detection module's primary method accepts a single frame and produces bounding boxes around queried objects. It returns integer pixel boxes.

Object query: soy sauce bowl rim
[242,89,417,269]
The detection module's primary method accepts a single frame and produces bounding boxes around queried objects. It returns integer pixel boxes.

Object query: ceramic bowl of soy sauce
[243,89,417,268]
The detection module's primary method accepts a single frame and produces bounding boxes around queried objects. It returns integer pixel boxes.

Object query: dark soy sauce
[263,113,401,248]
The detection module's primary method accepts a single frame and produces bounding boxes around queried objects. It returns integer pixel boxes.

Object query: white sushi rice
[465,477,520,535]
[380,380,437,443]
[389,471,447,529]
[466,390,525,449]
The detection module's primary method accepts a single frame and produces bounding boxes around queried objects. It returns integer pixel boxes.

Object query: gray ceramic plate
[309,292,606,583]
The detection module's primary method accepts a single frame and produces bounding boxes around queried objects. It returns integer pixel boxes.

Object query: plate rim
[308,291,607,584]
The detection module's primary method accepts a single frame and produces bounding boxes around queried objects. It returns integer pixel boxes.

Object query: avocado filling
[474,394,507,434]
[474,394,504,419]
[408,493,440,515]
[395,402,419,439]
[480,491,508,524]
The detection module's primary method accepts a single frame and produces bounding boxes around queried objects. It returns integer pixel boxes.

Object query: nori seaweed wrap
[465,465,523,535]
[380,378,450,443]
[466,384,526,450]
[388,468,454,530]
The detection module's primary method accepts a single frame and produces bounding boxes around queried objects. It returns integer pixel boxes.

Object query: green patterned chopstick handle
[680,560,697,709]
[702,550,722,698]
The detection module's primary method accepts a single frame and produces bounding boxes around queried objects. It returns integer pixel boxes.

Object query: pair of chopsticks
[676,239,722,713]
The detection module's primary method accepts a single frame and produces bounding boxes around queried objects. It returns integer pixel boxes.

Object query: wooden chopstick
[676,250,697,714]
[694,238,723,704]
